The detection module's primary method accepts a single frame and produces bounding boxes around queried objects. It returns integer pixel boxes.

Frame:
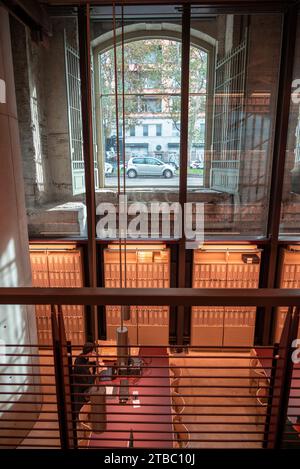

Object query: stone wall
[10,17,50,206]
[11,16,80,207]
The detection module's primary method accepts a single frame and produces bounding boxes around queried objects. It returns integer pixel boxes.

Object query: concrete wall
[10,17,51,207]
[44,18,74,201]
[0,7,40,447]
[11,16,80,207]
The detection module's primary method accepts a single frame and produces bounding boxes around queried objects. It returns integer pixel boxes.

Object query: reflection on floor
[19,350,264,449]
[19,351,60,449]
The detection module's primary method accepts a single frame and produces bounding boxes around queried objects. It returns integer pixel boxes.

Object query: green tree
[98,39,207,157]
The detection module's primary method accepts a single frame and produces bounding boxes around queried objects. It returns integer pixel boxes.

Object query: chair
[249,349,268,425]
[249,349,266,395]
[171,377,181,394]
[77,403,92,448]
[256,385,268,406]
[170,365,182,379]
[254,385,268,426]
[171,392,185,415]
[173,419,190,449]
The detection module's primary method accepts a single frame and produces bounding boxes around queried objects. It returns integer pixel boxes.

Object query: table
[89,347,173,448]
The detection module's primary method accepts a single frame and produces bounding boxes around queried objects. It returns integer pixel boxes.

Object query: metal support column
[78,3,98,342]
[177,3,191,347]
[264,5,298,344]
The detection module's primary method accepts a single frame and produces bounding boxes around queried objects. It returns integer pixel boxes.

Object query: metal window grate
[64,33,98,194]
[211,37,248,194]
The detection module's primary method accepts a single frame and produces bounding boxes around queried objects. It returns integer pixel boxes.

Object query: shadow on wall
[0,239,41,448]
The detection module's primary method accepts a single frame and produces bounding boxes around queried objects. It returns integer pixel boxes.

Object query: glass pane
[187,45,208,188]
[188,11,282,237]
[10,13,87,238]
[94,33,181,190]
[280,13,300,236]
[91,5,183,240]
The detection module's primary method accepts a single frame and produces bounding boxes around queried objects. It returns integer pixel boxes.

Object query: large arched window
[92,26,215,189]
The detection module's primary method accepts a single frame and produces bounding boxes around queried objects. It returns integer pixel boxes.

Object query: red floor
[89,347,173,448]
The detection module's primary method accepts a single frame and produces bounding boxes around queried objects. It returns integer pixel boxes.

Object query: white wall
[0,7,40,447]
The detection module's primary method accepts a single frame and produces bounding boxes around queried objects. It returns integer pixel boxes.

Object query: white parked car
[190,160,203,169]
[127,157,175,179]
[105,162,113,175]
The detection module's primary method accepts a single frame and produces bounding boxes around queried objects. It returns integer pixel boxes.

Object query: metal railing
[1,287,300,306]
[0,287,299,449]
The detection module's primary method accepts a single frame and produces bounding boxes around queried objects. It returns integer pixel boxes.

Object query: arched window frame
[91,22,216,188]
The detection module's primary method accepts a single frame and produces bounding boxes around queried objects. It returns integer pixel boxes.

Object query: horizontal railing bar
[70,355,276,359]
[71,376,272,381]
[0,408,58,411]
[2,344,275,349]
[2,354,276,359]
[0,287,300,306]
[1,376,272,388]
[0,364,275,369]
[70,390,274,396]
[0,396,278,408]
[0,392,56,396]
[85,430,267,435]
[0,419,59,423]
[83,442,266,447]
[67,419,266,426]
[0,415,267,421]
[74,437,266,443]
[1,436,60,440]
[0,427,266,434]
[281,441,300,444]
[0,383,56,386]
[74,408,268,418]
[70,365,275,369]
[69,384,273,389]
[0,373,272,379]
[0,363,55,367]
[2,354,54,358]
[0,427,59,432]
[2,445,61,448]
[0,373,55,377]
[66,403,279,408]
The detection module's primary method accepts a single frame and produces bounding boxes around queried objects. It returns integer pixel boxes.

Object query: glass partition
[10,12,87,238]
[10,5,285,240]
[188,12,282,237]
[91,4,183,220]
[280,14,300,236]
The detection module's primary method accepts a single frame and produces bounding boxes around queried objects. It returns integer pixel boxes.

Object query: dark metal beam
[177,3,190,346]
[78,4,98,341]
[1,287,300,306]
[40,1,293,14]
[1,0,52,36]
[264,4,298,344]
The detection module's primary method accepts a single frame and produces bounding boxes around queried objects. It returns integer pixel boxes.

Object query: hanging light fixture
[113,2,130,370]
